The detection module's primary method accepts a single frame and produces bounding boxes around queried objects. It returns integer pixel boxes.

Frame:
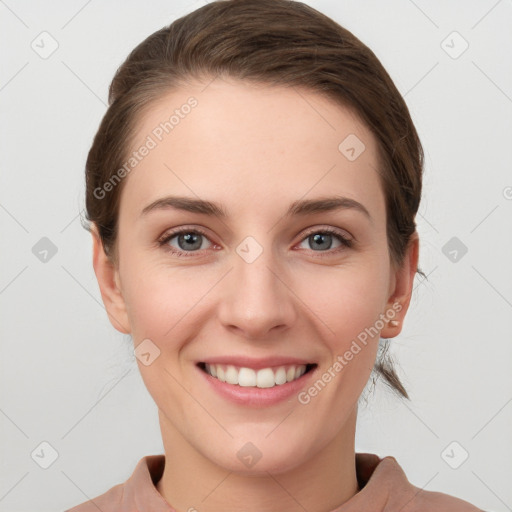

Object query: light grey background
[1,1,511,511]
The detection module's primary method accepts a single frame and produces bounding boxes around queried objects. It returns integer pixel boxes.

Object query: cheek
[123,268,199,342]
[296,259,390,346]
[120,246,226,353]
[292,256,390,402]
[294,269,387,425]
[121,265,204,409]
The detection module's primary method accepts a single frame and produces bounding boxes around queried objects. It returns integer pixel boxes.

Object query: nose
[216,243,297,340]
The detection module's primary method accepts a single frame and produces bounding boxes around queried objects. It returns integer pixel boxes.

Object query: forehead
[119,78,385,223]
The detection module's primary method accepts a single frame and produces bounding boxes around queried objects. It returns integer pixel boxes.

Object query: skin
[92,77,419,512]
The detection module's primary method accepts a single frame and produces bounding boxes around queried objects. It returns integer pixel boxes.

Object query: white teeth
[203,363,309,388]
[295,366,305,379]
[238,367,256,387]
[216,366,226,382]
[275,367,287,385]
[225,365,239,385]
[256,368,275,388]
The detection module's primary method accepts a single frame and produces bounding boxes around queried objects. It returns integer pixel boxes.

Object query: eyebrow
[140,195,372,222]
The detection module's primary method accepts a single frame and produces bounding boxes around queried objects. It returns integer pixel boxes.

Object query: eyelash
[157,226,353,258]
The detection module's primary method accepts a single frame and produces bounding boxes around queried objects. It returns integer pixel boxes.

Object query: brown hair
[83,0,426,400]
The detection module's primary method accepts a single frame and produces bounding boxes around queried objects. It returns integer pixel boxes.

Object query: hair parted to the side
[83,0,426,401]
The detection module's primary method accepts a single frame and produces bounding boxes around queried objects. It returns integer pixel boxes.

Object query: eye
[158,228,214,257]
[157,226,353,258]
[297,228,353,254]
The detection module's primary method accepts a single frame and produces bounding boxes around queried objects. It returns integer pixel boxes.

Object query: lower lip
[197,365,317,407]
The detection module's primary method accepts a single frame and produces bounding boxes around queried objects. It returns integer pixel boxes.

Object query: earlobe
[91,225,131,334]
[380,232,420,339]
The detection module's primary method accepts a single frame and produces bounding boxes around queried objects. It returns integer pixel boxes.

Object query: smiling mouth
[198,362,317,388]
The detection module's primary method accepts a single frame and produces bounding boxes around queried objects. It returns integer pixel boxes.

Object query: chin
[202,430,318,476]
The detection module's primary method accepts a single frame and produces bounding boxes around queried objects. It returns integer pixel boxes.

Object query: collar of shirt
[65,452,483,512]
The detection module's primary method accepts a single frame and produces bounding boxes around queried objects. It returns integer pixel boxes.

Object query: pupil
[179,233,201,250]
[311,233,331,251]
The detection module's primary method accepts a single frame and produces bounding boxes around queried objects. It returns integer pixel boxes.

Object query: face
[93,78,417,475]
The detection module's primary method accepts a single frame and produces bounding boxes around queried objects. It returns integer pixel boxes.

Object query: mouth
[197,362,317,389]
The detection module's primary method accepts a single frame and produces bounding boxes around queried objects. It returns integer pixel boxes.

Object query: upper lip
[198,356,316,370]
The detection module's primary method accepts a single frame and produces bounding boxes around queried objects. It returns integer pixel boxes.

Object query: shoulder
[64,454,167,512]
[409,488,485,512]
[64,482,125,512]
[377,456,484,512]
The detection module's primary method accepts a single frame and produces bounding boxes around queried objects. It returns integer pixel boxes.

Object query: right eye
[157,228,215,257]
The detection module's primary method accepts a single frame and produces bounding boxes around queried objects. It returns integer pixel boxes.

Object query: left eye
[297,230,351,251]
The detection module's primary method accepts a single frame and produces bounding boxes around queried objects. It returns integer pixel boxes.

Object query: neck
[156,406,360,512]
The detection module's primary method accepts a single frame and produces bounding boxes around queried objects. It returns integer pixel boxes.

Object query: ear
[91,224,131,334]
[380,232,420,339]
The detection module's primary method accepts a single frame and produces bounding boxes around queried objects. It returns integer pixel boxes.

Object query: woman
[67,0,483,510]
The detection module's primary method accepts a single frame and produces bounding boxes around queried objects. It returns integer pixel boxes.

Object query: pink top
[65,452,483,511]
